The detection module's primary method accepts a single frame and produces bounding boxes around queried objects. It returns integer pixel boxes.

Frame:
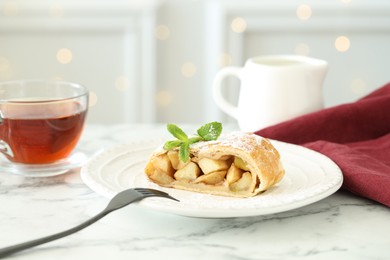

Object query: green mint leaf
[167,124,188,141]
[188,136,203,144]
[197,122,222,141]
[179,142,190,162]
[163,140,183,150]
[164,122,223,162]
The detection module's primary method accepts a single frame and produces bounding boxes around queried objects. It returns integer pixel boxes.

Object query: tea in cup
[212,55,328,132]
[0,80,88,168]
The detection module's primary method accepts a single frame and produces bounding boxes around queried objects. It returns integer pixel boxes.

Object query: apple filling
[147,150,255,192]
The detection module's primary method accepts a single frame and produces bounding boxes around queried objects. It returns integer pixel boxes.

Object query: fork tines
[134,188,169,196]
[134,188,179,202]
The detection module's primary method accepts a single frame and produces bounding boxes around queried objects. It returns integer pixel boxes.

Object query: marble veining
[0,124,389,260]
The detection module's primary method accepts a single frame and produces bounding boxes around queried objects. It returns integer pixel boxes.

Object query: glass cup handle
[0,140,14,158]
[0,112,14,158]
[212,66,242,119]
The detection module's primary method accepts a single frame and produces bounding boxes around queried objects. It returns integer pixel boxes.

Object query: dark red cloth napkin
[255,82,390,207]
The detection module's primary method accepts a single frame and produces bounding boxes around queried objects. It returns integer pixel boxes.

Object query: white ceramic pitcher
[212,55,328,132]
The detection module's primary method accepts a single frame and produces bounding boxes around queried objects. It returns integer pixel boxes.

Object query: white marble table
[0,124,389,260]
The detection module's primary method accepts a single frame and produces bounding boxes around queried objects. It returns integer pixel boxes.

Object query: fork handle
[0,210,108,258]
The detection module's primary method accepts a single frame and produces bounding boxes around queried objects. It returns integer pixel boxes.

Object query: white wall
[0,0,161,124]
[1,0,390,127]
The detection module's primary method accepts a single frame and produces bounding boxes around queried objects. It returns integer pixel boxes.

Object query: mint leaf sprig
[163,122,222,162]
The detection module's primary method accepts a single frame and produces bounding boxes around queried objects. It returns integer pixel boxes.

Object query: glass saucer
[0,151,89,177]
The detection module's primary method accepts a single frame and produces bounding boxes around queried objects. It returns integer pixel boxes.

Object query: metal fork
[0,188,178,258]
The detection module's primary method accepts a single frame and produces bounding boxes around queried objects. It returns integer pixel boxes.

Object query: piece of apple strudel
[145,132,284,198]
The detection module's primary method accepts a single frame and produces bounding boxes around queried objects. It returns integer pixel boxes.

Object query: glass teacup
[0,80,88,175]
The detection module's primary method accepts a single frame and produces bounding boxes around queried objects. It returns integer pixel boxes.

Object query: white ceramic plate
[81,139,343,218]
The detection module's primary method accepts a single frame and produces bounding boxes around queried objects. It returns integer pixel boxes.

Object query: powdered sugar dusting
[191,131,264,153]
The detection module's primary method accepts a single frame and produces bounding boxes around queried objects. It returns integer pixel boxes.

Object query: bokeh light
[2,2,18,16]
[296,4,312,21]
[231,17,247,33]
[49,4,65,18]
[335,36,351,52]
[88,91,98,107]
[155,25,171,41]
[219,53,232,67]
[351,79,367,94]
[156,90,172,107]
[181,62,197,77]
[0,57,10,72]
[294,43,311,56]
[115,76,130,91]
[57,48,73,64]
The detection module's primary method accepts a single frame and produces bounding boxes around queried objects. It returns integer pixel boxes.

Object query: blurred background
[0,0,389,125]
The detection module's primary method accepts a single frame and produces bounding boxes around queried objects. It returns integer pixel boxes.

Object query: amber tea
[0,103,86,164]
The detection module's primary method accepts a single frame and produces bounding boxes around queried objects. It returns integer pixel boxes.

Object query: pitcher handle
[212,66,241,119]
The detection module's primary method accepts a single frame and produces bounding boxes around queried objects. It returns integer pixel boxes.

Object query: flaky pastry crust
[145,132,284,198]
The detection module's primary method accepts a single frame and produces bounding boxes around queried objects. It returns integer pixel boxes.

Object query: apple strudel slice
[144,132,284,198]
